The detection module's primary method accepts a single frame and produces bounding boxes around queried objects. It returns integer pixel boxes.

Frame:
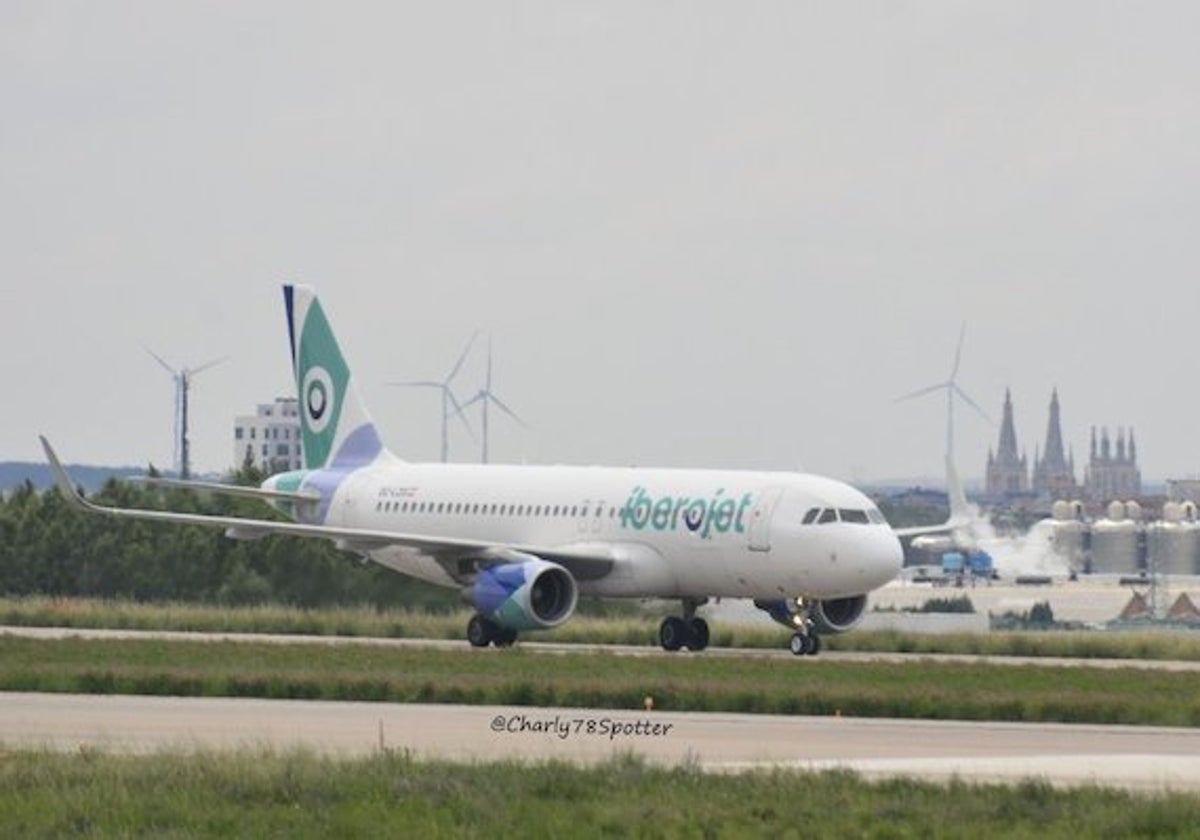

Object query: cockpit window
[817,508,838,524]
[838,508,870,524]
[867,508,886,525]
[802,508,821,525]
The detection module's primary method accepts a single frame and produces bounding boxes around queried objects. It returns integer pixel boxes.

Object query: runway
[3,692,1199,792]
[6,625,1200,672]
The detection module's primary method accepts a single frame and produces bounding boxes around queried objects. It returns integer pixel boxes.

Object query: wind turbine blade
[952,384,990,421]
[189,355,228,377]
[144,347,176,375]
[446,392,476,440]
[446,330,480,384]
[387,380,443,389]
[456,391,485,412]
[894,382,949,403]
[489,393,530,428]
[949,321,967,381]
[485,334,493,391]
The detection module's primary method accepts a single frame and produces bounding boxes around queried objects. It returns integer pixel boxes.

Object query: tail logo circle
[301,366,335,434]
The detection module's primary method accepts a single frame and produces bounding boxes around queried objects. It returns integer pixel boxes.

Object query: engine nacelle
[810,594,868,634]
[470,557,579,631]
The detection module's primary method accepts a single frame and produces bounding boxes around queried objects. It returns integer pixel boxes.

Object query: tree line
[0,466,456,609]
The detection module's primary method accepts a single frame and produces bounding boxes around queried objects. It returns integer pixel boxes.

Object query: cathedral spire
[1043,388,1066,465]
[985,387,1028,499]
[1032,387,1076,498]
[997,388,1019,460]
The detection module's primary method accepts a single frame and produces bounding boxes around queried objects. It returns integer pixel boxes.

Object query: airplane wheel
[789,633,811,656]
[467,614,495,648]
[808,634,822,656]
[494,628,518,648]
[659,616,687,651]
[688,618,710,651]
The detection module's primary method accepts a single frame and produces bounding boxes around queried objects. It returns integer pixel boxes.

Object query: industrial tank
[1148,502,1200,576]
[1090,501,1140,575]
[1042,500,1088,571]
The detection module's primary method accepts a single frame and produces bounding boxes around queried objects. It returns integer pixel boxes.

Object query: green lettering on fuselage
[619,486,755,539]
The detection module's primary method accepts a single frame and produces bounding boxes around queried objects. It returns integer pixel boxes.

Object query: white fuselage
[312,461,903,601]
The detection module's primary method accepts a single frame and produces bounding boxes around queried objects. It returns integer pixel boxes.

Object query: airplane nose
[870,530,905,588]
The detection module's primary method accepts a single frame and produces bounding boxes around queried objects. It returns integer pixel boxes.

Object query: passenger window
[818,508,838,524]
[802,508,820,525]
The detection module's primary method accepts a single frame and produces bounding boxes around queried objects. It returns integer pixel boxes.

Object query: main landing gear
[659,598,709,652]
[467,614,518,648]
[754,598,822,656]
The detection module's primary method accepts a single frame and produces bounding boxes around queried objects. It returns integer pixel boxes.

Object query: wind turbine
[145,349,226,479]
[389,332,478,462]
[896,323,988,457]
[458,334,528,464]
[895,323,987,520]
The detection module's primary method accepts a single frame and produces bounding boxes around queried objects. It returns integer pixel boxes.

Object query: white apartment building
[233,397,304,474]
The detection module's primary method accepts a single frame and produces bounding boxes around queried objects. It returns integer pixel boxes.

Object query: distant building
[233,397,303,474]
[985,389,1029,499]
[1031,389,1076,500]
[1085,426,1141,500]
[983,388,1151,505]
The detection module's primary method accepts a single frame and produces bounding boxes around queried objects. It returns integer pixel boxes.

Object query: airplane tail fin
[284,285,391,470]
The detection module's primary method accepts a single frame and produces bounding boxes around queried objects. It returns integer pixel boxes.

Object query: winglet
[39,436,92,512]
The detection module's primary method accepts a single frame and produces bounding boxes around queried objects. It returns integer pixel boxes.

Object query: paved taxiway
[6,625,1200,672]
[3,692,1200,792]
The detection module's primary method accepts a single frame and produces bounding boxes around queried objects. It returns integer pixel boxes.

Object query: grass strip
[6,595,1200,661]
[0,749,1197,838]
[4,637,1200,726]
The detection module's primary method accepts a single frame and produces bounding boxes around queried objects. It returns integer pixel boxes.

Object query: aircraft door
[747,486,785,552]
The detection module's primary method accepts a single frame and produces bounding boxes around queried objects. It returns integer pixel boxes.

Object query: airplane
[42,285,905,656]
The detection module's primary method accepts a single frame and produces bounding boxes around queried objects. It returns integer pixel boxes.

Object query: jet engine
[809,594,868,634]
[470,557,578,631]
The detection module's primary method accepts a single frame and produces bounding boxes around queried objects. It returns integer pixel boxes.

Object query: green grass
[4,636,1200,726]
[0,749,1196,838]
[6,595,1200,661]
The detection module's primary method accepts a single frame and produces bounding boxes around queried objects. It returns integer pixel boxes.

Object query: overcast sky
[4,2,1198,484]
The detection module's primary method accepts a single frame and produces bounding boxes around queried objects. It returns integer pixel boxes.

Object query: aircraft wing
[892,456,977,539]
[893,519,968,538]
[132,475,320,503]
[41,437,614,583]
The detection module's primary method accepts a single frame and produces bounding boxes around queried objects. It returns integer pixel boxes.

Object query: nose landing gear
[788,631,821,656]
[755,598,823,656]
